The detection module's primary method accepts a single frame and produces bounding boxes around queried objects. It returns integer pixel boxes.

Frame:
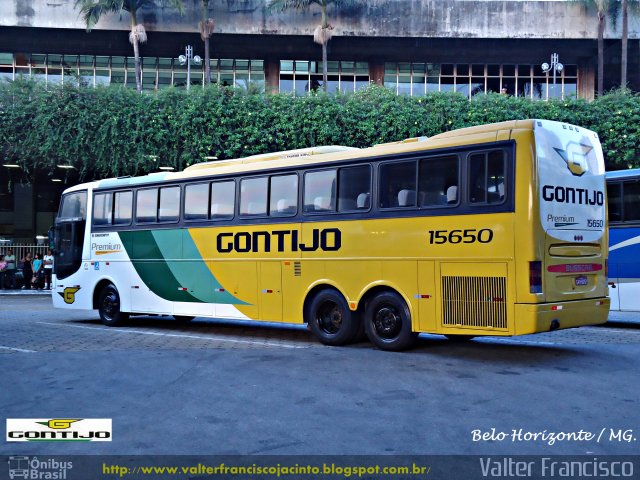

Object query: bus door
[53,191,88,281]
[259,261,282,321]
[417,261,437,332]
[607,258,620,310]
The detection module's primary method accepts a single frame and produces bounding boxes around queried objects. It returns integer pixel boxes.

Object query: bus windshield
[58,191,87,222]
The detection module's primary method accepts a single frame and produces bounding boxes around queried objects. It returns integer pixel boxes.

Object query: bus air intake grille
[294,262,302,276]
[441,276,507,329]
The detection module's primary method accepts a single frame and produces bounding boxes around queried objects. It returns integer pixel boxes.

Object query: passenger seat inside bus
[357,193,370,209]
[446,186,458,204]
[398,189,416,207]
[314,196,332,211]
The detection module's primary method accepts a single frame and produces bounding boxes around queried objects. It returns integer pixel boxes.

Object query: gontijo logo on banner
[6,418,112,441]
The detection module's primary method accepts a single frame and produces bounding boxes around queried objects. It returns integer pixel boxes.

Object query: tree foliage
[0,81,638,188]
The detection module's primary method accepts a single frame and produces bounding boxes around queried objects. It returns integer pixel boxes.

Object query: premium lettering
[216,228,341,253]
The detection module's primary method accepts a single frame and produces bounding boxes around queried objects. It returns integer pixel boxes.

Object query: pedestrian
[0,254,6,289]
[21,252,33,290]
[4,249,16,289]
[43,248,54,290]
[32,253,44,289]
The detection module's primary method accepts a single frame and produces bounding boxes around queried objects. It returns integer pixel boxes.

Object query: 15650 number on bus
[428,228,494,245]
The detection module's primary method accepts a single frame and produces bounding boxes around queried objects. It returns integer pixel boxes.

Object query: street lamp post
[178,45,202,91]
[541,53,564,99]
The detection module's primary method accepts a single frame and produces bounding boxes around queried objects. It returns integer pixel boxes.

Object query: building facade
[1,0,639,241]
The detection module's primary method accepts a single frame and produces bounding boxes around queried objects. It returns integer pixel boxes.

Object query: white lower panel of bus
[610,278,640,311]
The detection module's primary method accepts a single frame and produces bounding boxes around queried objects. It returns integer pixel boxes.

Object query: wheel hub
[374,305,402,339]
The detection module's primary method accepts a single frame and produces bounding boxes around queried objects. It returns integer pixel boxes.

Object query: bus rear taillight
[529,261,543,294]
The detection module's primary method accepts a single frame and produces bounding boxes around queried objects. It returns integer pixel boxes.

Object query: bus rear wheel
[364,291,417,351]
[307,289,360,346]
[98,284,129,327]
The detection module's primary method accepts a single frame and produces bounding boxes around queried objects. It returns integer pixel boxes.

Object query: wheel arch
[302,280,349,323]
[92,278,117,310]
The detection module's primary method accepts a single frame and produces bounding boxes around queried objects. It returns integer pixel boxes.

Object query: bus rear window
[58,191,87,221]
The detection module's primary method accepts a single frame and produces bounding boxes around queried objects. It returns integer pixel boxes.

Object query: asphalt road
[1,296,639,456]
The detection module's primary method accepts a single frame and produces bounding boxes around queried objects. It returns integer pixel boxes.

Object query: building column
[13,183,35,242]
[369,61,385,86]
[264,58,280,94]
[578,61,595,100]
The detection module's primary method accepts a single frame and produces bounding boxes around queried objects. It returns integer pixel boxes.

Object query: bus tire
[173,315,195,323]
[364,291,417,351]
[445,334,475,342]
[98,284,129,327]
[307,289,360,346]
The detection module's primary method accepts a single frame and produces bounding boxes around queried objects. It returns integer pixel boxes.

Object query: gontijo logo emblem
[57,287,80,305]
[553,141,593,176]
[6,418,112,441]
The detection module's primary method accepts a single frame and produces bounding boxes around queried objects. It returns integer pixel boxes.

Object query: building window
[280,60,369,94]
[0,52,264,91]
[384,62,579,100]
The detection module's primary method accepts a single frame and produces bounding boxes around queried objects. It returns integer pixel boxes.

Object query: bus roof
[606,168,640,180]
[76,119,541,192]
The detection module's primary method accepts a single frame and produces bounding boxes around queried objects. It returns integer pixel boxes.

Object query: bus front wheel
[364,291,417,351]
[307,289,360,346]
[98,285,129,327]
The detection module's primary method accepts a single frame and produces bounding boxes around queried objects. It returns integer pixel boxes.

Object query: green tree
[74,0,184,93]
[199,0,215,85]
[268,0,362,93]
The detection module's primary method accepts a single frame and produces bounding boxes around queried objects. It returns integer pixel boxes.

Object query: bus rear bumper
[514,297,610,335]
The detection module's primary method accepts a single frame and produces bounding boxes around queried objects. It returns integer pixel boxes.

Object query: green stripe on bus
[120,230,201,303]
[119,230,248,305]
[152,230,248,305]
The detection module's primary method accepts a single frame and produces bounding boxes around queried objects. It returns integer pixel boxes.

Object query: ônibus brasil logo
[6,418,112,442]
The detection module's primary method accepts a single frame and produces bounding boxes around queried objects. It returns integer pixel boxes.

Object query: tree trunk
[621,0,628,89]
[205,37,211,85]
[131,16,142,93]
[321,1,328,93]
[203,0,211,85]
[322,41,328,93]
[597,11,604,96]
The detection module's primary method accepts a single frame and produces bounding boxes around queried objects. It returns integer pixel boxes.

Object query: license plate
[575,276,588,286]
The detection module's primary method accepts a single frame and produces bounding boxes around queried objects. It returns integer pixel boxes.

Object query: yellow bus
[51,119,609,351]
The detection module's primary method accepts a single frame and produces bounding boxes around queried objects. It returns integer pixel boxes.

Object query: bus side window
[93,192,113,225]
[158,186,180,222]
[114,191,133,225]
[607,183,622,222]
[184,183,209,221]
[379,161,417,208]
[469,153,487,203]
[270,174,298,217]
[211,181,235,220]
[469,150,505,204]
[623,180,640,221]
[338,165,371,212]
[418,154,459,207]
[304,170,336,213]
[240,177,268,216]
[136,188,158,223]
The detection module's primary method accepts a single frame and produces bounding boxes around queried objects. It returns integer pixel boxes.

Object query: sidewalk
[0,288,51,296]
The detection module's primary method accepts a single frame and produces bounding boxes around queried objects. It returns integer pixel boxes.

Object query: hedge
[0,80,638,186]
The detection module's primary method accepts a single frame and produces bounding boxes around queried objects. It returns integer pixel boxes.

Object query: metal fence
[0,244,49,262]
